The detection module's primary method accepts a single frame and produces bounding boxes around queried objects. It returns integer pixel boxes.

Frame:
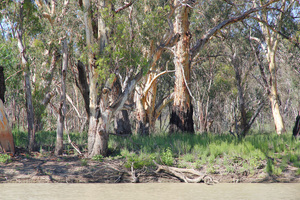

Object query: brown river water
[0,183,299,200]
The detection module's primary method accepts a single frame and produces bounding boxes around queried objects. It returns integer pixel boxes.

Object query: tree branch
[143,69,175,98]
[115,1,134,13]
[191,0,280,58]
[154,93,174,120]
[250,16,300,50]
[248,101,265,128]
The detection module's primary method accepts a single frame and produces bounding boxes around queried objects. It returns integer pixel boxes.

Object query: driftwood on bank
[153,160,216,184]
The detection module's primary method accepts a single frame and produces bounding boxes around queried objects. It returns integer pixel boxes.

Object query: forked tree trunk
[111,76,132,135]
[55,40,68,155]
[81,0,106,157]
[135,71,157,135]
[170,2,194,133]
[135,66,175,135]
[135,41,157,135]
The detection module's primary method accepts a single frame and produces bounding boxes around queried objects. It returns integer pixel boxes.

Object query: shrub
[121,149,156,169]
[161,147,174,166]
[81,158,88,166]
[0,154,12,163]
[92,155,104,162]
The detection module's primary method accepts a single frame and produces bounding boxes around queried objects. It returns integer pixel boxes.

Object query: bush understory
[12,130,300,176]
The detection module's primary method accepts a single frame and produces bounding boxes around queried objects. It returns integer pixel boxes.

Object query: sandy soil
[1,151,299,184]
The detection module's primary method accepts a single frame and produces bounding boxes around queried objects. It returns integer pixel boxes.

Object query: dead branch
[131,163,139,183]
[248,101,265,127]
[66,94,81,118]
[115,1,134,13]
[66,130,82,156]
[153,160,210,184]
[114,172,124,183]
[5,69,23,82]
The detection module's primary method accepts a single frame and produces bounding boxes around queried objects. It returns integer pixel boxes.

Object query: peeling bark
[170,2,194,133]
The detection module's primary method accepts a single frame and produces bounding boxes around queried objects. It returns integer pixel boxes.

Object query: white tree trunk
[55,40,68,155]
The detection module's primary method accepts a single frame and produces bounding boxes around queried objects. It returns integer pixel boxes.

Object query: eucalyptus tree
[249,0,299,134]
[169,0,280,133]
[78,0,180,156]
[55,40,68,155]
[133,0,177,135]
[78,0,142,156]
[225,33,265,137]
[3,0,43,152]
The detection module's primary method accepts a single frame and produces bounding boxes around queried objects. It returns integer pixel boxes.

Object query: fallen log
[153,160,215,184]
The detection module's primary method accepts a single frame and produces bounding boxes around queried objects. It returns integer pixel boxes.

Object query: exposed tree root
[153,160,216,184]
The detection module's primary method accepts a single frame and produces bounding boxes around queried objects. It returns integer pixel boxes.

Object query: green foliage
[23,0,44,36]
[211,64,236,97]
[13,130,28,148]
[161,147,174,166]
[110,132,300,175]
[11,129,300,177]
[92,155,104,162]
[266,158,282,176]
[121,149,156,169]
[81,158,88,166]
[0,154,12,163]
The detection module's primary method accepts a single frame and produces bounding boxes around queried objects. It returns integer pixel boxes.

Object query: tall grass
[12,130,300,175]
[109,132,300,174]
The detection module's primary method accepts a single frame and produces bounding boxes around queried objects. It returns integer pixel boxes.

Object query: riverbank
[1,151,299,184]
[1,131,300,183]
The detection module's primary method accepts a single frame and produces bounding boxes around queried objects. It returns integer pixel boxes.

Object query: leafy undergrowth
[0,154,12,163]
[109,132,300,177]
[12,130,300,177]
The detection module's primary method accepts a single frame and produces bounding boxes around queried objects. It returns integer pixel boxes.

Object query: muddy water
[0,183,299,200]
